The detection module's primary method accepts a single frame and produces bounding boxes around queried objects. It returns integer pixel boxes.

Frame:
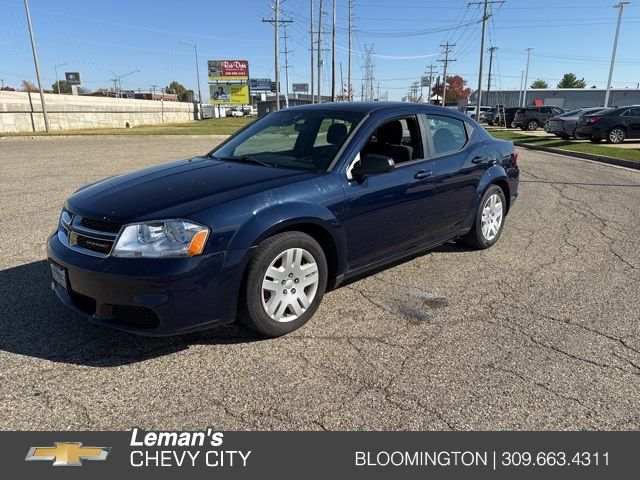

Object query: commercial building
[470,88,640,110]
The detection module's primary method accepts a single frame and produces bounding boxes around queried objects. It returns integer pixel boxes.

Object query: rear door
[425,113,487,239]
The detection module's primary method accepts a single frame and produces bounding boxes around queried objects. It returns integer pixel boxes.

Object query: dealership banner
[2,430,639,479]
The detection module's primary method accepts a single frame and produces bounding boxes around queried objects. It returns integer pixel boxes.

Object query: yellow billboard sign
[209,82,249,105]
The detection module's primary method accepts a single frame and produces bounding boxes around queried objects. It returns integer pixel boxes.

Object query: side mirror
[352,154,395,178]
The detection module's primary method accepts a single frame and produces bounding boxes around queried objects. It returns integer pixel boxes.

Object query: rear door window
[426,115,468,156]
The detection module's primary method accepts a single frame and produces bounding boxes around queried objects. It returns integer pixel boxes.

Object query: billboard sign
[65,72,81,85]
[209,83,249,105]
[292,83,309,92]
[207,60,249,81]
[250,78,272,91]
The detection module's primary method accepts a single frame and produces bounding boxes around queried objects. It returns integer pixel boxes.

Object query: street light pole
[54,62,67,94]
[604,2,630,107]
[180,42,203,119]
[522,48,533,107]
[23,0,49,132]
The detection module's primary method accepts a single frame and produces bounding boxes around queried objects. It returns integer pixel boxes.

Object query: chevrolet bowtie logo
[25,442,110,466]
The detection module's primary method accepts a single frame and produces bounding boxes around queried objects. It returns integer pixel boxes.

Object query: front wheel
[527,120,539,131]
[461,185,507,250]
[239,231,327,337]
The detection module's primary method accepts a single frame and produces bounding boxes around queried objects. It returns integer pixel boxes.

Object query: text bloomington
[355,450,490,467]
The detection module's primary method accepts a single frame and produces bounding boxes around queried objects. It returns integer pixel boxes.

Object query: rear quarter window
[427,115,468,156]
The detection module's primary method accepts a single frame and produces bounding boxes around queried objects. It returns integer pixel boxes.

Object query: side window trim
[423,113,471,160]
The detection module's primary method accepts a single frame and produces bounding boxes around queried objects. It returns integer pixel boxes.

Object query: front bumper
[47,232,248,335]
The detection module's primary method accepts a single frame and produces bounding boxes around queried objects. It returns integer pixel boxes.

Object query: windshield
[211,109,365,171]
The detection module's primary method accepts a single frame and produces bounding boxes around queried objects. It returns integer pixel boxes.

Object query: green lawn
[488,129,640,163]
[2,117,252,137]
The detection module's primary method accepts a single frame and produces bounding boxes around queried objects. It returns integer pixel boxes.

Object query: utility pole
[180,42,203,119]
[281,24,292,108]
[468,1,504,120]
[150,84,157,99]
[438,42,456,107]
[263,0,292,111]
[486,46,497,105]
[426,64,436,105]
[54,62,67,94]
[605,1,630,107]
[331,0,336,101]
[310,0,314,103]
[317,0,324,103]
[23,0,49,132]
[518,70,524,107]
[522,48,533,107]
[340,61,344,100]
[348,0,354,101]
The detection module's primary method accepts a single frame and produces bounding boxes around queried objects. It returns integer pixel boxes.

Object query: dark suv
[514,106,565,131]
[574,106,640,144]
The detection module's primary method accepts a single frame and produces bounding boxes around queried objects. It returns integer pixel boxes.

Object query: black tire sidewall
[244,232,328,337]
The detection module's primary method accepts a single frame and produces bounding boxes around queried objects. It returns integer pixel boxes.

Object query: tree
[432,75,471,102]
[21,80,38,92]
[530,79,549,89]
[52,80,72,94]
[1,86,16,91]
[557,73,587,89]
[164,81,195,102]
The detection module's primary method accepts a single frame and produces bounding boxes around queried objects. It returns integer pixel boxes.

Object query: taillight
[512,150,518,166]
[588,116,601,123]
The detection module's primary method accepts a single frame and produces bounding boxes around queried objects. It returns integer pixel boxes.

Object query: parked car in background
[574,106,640,144]
[493,108,521,128]
[514,106,565,131]
[545,107,607,139]
[485,108,498,126]
[47,102,519,337]
[466,106,492,122]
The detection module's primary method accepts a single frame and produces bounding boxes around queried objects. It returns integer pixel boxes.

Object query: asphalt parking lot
[1,135,639,431]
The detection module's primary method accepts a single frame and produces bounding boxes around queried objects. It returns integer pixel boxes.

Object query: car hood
[66,156,318,222]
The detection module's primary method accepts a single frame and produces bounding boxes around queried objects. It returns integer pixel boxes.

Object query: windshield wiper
[222,155,276,168]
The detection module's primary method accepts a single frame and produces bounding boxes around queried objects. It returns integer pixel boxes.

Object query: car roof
[284,101,460,116]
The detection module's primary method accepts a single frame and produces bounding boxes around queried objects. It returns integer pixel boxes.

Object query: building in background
[471,88,640,110]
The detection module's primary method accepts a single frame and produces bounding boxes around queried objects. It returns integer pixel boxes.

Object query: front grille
[74,234,114,255]
[80,217,123,233]
[111,305,160,328]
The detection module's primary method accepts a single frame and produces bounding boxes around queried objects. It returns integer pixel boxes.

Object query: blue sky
[1,0,639,101]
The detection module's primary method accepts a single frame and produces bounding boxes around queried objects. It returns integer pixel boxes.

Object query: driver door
[341,116,438,271]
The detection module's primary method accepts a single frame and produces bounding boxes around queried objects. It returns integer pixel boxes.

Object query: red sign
[221,60,249,78]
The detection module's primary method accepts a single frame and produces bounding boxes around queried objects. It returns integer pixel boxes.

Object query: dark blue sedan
[47,102,519,337]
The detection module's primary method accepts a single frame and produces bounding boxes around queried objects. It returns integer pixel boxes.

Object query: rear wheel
[606,127,626,144]
[461,185,506,250]
[527,120,539,131]
[239,231,327,337]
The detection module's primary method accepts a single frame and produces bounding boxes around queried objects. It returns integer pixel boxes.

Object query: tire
[606,127,626,144]
[527,120,539,131]
[238,231,328,337]
[590,138,603,144]
[558,134,570,140]
[461,185,507,250]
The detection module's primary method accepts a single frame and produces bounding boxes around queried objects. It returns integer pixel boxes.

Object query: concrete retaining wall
[0,91,195,133]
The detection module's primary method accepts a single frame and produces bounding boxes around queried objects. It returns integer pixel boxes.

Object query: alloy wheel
[261,248,319,322]
[609,128,625,144]
[481,194,503,241]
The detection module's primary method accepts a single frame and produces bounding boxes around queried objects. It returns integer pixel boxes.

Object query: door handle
[414,170,433,179]
[471,156,486,164]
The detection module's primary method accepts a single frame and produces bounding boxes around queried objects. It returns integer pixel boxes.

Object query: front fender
[227,202,348,274]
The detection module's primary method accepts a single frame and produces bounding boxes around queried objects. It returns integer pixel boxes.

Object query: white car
[466,106,492,122]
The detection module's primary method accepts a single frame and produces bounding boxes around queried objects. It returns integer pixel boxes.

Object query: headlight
[112,220,209,258]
